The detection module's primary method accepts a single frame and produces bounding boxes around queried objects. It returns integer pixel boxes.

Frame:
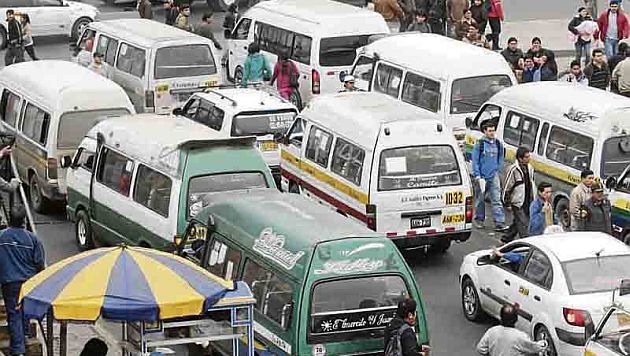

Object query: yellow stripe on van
[613,198,630,212]
[14,144,47,165]
[281,149,369,205]
[504,148,582,186]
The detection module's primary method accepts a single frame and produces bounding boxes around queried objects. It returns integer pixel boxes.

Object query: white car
[0,0,98,48]
[459,232,630,356]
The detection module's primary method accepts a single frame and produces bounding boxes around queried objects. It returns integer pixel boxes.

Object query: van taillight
[366,204,376,231]
[145,90,155,108]
[312,69,320,94]
[465,196,473,223]
[47,158,58,180]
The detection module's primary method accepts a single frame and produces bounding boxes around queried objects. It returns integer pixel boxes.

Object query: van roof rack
[203,83,290,106]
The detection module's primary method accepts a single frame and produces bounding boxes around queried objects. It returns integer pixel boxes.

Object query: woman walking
[21,14,38,61]
[270,50,299,100]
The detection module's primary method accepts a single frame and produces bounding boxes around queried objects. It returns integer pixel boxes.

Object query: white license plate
[410,216,431,229]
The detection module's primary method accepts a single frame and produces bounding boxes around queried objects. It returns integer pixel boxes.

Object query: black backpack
[384,324,411,356]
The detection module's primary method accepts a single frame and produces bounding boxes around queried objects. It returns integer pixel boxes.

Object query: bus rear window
[231,111,296,137]
[319,35,371,67]
[187,172,268,217]
[309,275,408,344]
[155,45,217,79]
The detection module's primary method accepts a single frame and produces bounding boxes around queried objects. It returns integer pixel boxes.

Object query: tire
[75,210,95,251]
[554,197,570,230]
[461,278,485,322]
[71,17,92,40]
[0,27,6,50]
[29,174,50,214]
[534,325,558,356]
[623,232,630,245]
[234,66,244,85]
[289,90,303,110]
[429,239,451,253]
[288,182,300,194]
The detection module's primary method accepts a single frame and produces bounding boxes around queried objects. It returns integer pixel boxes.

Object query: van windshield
[57,109,130,149]
[155,45,217,79]
[230,110,296,137]
[378,145,462,191]
[602,137,630,178]
[319,35,371,67]
[450,75,512,114]
[187,172,268,218]
[309,275,408,343]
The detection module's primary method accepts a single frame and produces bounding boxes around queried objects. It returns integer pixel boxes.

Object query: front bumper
[390,229,471,248]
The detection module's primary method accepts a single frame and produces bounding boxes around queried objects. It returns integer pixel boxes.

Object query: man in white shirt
[477,305,547,356]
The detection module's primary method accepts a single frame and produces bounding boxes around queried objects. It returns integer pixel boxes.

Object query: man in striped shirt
[584,48,611,89]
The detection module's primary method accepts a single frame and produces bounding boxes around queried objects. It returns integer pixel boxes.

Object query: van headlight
[312,344,326,356]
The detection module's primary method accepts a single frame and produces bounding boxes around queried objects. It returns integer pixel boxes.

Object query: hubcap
[537,329,555,356]
[77,21,88,34]
[77,219,86,245]
[235,69,243,84]
[463,285,476,315]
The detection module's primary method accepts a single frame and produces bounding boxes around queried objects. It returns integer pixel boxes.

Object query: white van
[0,60,134,213]
[465,82,630,227]
[65,114,276,251]
[73,19,222,114]
[349,33,517,140]
[174,86,298,185]
[280,92,473,251]
[226,0,389,106]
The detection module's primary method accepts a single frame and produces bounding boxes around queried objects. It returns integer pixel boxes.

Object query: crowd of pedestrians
[4,10,39,66]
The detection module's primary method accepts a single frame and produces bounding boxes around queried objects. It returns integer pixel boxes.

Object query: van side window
[503,112,539,152]
[256,22,294,56]
[545,126,593,171]
[331,138,365,186]
[473,104,502,132]
[233,18,251,40]
[21,103,50,145]
[373,63,402,98]
[117,43,146,78]
[537,123,550,156]
[133,165,171,217]
[401,72,441,113]
[96,147,134,197]
[242,259,293,329]
[0,90,21,128]
[204,238,241,281]
[305,126,333,168]
[96,35,118,66]
[291,33,312,65]
[193,99,224,131]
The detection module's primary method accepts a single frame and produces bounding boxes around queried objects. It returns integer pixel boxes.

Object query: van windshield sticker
[312,307,396,334]
[253,227,305,270]
[401,193,443,205]
[385,157,406,173]
[564,107,597,123]
[314,258,385,275]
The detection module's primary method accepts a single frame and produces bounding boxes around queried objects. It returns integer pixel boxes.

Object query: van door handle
[534,295,541,302]
[504,280,511,286]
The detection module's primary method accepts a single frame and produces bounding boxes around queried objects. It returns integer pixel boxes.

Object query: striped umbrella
[19,245,251,322]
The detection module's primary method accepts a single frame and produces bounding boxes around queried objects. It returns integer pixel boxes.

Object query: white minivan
[73,19,222,114]
[226,0,389,107]
[280,92,473,252]
[349,33,517,140]
[0,60,134,213]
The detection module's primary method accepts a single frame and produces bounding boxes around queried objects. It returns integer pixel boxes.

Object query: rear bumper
[555,327,585,347]
[390,229,471,248]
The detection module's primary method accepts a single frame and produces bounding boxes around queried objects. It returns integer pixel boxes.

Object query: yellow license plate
[260,141,278,151]
[445,191,464,206]
[442,214,465,224]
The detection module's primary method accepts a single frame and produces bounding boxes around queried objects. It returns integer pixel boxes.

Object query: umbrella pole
[59,321,67,356]
[46,311,53,356]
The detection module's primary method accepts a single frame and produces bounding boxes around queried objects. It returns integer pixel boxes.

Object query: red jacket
[487,0,504,21]
[596,9,630,41]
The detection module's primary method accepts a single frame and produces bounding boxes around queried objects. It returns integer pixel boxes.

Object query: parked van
[73,19,222,114]
[349,33,516,140]
[280,92,472,251]
[465,82,630,227]
[181,189,430,356]
[0,60,134,213]
[226,0,388,105]
[174,86,299,185]
[65,114,276,251]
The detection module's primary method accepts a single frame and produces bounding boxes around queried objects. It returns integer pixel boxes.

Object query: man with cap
[578,181,612,234]
[340,75,357,92]
[596,0,630,58]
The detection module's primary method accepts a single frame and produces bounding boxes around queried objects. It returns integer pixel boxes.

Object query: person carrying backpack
[384,298,422,356]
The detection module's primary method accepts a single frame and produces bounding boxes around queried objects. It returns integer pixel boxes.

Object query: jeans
[574,41,591,65]
[474,174,505,224]
[605,37,619,58]
[503,205,529,241]
[2,282,28,355]
[4,45,24,66]
[488,18,502,50]
[24,45,38,61]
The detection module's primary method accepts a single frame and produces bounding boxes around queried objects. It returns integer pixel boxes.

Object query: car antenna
[595,248,604,266]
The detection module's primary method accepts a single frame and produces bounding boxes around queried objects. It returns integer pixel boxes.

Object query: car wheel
[75,210,95,251]
[623,231,630,245]
[234,66,243,85]
[28,174,49,214]
[554,197,570,230]
[0,27,6,50]
[535,325,558,356]
[461,278,485,322]
[71,17,92,40]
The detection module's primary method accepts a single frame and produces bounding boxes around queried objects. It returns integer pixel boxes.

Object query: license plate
[259,141,278,151]
[410,216,431,229]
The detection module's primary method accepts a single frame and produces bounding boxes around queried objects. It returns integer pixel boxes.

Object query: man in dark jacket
[398,0,416,32]
[4,10,24,66]
[500,37,524,70]
[0,207,45,356]
[470,0,487,35]
[584,48,611,90]
[163,0,179,26]
[427,0,446,35]
[138,0,153,19]
[579,182,612,234]
[384,298,422,356]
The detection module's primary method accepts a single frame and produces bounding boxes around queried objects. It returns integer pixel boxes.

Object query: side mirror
[60,155,72,169]
[476,254,493,266]
[605,176,618,190]
[172,107,183,116]
[339,70,347,83]
[465,117,473,129]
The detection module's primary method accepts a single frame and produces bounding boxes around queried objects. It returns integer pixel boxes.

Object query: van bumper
[42,182,66,203]
[390,229,471,248]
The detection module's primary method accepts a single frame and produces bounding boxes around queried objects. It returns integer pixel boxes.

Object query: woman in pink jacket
[487,0,505,50]
[270,50,300,101]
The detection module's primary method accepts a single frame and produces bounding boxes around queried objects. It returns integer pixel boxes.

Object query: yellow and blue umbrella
[19,245,252,322]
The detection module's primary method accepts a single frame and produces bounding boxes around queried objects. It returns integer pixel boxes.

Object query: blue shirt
[0,228,45,284]
[472,137,505,179]
[503,252,525,264]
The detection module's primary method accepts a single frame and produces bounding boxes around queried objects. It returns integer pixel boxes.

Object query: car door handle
[504,279,511,286]
[534,295,541,302]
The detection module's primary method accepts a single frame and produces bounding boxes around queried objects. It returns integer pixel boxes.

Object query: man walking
[477,305,547,356]
[472,120,507,232]
[570,169,594,231]
[501,147,535,242]
[4,10,24,66]
[529,182,556,236]
[384,298,422,356]
[596,0,629,58]
[613,50,630,96]
[486,0,504,50]
[584,49,611,90]
[0,207,45,356]
[579,182,612,234]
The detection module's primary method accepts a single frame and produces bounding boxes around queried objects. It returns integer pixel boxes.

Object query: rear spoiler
[178,137,257,150]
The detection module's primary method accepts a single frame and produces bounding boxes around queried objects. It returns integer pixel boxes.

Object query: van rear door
[316,34,373,94]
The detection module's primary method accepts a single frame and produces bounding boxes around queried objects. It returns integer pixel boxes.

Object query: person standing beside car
[242,42,272,85]
[501,147,535,242]
[384,298,423,356]
[4,9,24,66]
